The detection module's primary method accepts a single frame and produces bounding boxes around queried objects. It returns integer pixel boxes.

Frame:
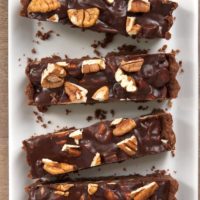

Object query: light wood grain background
[0,1,199,199]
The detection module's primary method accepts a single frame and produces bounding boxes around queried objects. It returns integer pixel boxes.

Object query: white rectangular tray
[9,0,199,199]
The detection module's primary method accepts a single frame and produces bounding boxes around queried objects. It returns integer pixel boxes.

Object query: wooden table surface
[0,1,198,199]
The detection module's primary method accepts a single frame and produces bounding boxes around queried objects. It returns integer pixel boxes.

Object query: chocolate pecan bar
[21,0,178,39]
[23,110,176,179]
[25,53,180,112]
[26,173,178,199]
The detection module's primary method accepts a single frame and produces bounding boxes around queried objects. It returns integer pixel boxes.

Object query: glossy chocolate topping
[25,53,180,111]
[23,111,175,179]
[27,174,178,200]
[21,0,178,39]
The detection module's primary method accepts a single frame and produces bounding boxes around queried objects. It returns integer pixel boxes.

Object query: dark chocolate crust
[25,53,180,112]
[20,0,178,39]
[26,173,178,200]
[23,110,176,179]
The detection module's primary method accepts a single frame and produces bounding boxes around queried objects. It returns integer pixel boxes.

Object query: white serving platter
[9,0,199,199]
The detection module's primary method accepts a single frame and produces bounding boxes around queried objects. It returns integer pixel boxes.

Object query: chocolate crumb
[171,150,175,157]
[36,30,54,41]
[137,105,149,111]
[31,48,37,54]
[41,124,47,128]
[110,109,115,117]
[95,109,107,120]
[158,44,168,52]
[86,116,93,122]
[151,166,156,171]
[65,109,72,115]
[47,121,51,124]
[123,168,127,171]
[56,33,60,37]
[18,58,21,62]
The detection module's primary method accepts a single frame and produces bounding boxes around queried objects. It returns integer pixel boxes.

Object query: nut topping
[131,182,159,200]
[56,61,69,67]
[126,17,142,36]
[111,118,123,126]
[128,0,150,13]
[62,144,81,157]
[92,86,109,102]
[88,184,98,195]
[113,119,136,136]
[54,191,69,197]
[67,8,100,28]
[69,129,83,144]
[115,68,137,92]
[117,136,137,156]
[28,0,61,13]
[91,152,101,167]
[48,14,59,23]
[52,183,74,192]
[120,58,144,72]
[106,0,114,3]
[82,59,106,74]
[64,82,88,103]
[42,159,76,175]
[41,63,66,89]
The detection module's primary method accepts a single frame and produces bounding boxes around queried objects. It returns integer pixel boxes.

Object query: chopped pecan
[92,86,109,102]
[120,58,144,72]
[90,152,101,167]
[113,119,136,136]
[128,0,150,13]
[48,14,59,22]
[82,59,106,74]
[69,129,83,144]
[67,8,100,28]
[62,144,81,157]
[64,82,88,103]
[111,118,123,126]
[51,183,74,192]
[117,135,137,156]
[115,68,137,92]
[41,63,66,89]
[126,17,142,36]
[54,191,69,197]
[42,159,76,175]
[28,0,61,13]
[88,183,98,195]
[131,182,159,200]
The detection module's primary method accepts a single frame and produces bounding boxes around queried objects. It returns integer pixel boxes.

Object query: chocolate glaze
[23,110,175,179]
[25,53,180,112]
[27,173,178,200]
[20,0,178,39]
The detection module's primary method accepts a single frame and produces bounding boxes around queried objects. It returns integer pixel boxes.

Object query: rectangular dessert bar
[21,0,178,39]
[26,53,180,112]
[23,110,176,179]
[27,173,178,200]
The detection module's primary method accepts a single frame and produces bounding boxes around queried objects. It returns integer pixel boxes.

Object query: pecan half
[120,58,144,72]
[128,0,150,13]
[126,17,142,36]
[41,63,66,89]
[131,182,159,200]
[117,135,137,156]
[115,68,137,92]
[48,14,59,22]
[88,184,98,195]
[67,8,100,28]
[62,144,81,157]
[28,0,61,13]
[90,152,101,167]
[92,86,109,102]
[42,159,76,175]
[113,119,136,136]
[64,82,88,103]
[69,129,83,144]
[82,59,106,74]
